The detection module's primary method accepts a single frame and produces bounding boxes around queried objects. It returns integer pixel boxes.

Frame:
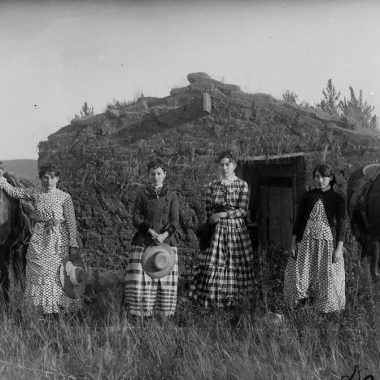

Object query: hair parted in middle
[38,163,61,179]
[147,158,167,172]
[313,163,337,186]
[217,150,238,164]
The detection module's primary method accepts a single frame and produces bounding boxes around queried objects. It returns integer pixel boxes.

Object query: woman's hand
[153,232,168,245]
[332,245,344,263]
[69,246,80,260]
[287,235,297,259]
[209,212,227,225]
[148,228,158,238]
[289,244,297,260]
[148,228,164,245]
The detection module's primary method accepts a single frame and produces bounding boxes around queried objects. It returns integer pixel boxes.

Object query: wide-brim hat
[141,243,176,279]
[59,256,88,299]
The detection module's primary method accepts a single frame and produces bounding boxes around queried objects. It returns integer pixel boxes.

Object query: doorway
[237,154,306,251]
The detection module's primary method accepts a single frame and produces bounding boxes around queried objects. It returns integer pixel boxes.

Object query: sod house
[38,73,380,274]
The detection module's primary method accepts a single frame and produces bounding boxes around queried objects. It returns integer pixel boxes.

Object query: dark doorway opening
[237,154,306,251]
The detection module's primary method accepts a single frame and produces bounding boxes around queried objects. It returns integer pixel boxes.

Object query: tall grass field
[0,244,379,380]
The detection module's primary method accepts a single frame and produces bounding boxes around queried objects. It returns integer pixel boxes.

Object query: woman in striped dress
[124,159,179,317]
[0,164,81,316]
[283,163,347,313]
[189,150,254,308]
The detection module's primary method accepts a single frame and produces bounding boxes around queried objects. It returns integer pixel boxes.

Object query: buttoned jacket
[131,185,179,247]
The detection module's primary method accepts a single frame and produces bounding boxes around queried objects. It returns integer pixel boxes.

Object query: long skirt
[189,217,254,308]
[25,225,82,314]
[283,201,345,313]
[124,246,178,317]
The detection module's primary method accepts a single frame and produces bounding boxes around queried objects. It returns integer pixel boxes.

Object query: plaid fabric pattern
[124,246,178,316]
[205,178,250,219]
[189,178,254,308]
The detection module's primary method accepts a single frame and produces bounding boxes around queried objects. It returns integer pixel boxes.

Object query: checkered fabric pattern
[284,199,346,313]
[125,246,178,317]
[189,178,254,308]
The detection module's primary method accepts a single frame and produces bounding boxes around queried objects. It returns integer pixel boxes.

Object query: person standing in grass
[0,165,81,317]
[189,150,254,308]
[124,159,179,317]
[284,163,347,313]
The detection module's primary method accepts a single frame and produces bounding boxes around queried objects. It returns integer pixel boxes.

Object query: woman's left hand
[332,246,344,263]
[209,212,226,225]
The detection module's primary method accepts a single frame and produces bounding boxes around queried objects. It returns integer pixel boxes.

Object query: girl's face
[41,172,59,191]
[314,170,332,190]
[149,167,166,187]
[219,158,236,178]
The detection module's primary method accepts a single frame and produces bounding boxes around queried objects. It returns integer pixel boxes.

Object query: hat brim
[141,243,176,279]
[59,256,88,299]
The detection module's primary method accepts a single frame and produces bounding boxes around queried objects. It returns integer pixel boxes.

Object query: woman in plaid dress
[189,151,254,308]
[0,164,81,316]
[124,159,179,317]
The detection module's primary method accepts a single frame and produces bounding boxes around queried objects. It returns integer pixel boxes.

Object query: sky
[1,0,379,159]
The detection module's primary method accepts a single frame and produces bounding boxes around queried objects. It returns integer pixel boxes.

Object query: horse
[0,173,32,302]
[347,163,380,281]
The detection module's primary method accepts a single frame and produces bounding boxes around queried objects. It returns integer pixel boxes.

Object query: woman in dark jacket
[283,163,347,313]
[124,159,179,317]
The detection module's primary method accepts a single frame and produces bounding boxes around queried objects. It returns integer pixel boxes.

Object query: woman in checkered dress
[0,164,81,315]
[124,159,179,317]
[283,163,346,313]
[189,151,254,308]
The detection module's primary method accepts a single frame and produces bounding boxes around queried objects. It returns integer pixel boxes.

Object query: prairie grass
[0,255,379,380]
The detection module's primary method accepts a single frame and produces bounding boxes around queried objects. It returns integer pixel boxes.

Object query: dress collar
[145,184,168,197]
[220,175,238,185]
[316,186,332,193]
[41,187,57,194]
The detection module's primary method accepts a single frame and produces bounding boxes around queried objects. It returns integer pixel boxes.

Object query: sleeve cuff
[160,222,176,236]
[139,222,150,233]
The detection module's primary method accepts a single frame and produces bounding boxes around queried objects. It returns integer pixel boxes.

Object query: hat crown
[153,252,169,270]
[141,243,176,279]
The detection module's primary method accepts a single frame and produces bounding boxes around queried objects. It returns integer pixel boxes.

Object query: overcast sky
[1,0,379,159]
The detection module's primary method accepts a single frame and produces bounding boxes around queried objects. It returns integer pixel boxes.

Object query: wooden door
[259,185,293,250]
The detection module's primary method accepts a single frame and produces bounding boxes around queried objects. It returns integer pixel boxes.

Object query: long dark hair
[313,163,336,187]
